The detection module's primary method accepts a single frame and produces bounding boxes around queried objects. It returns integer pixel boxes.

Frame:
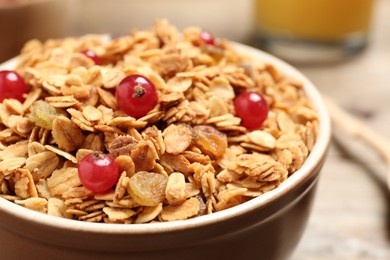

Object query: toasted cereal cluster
[0,20,318,223]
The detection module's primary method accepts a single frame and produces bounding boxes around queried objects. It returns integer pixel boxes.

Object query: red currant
[78,152,120,193]
[200,30,216,46]
[233,92,269,130]
[0,70,29,102]
[115,74,158,119]
[81,49,101,65]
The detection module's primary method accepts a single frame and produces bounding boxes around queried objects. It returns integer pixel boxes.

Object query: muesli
[0,20,318,223]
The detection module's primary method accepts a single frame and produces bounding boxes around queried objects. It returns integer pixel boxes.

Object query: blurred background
[1,0,390,259]
[0,0,379,64]
[0,0,253,62]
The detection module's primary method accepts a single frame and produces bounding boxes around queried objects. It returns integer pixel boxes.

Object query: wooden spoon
[324,96,390,190]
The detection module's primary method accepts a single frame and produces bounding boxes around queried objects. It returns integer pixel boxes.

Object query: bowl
[0,42,331,260]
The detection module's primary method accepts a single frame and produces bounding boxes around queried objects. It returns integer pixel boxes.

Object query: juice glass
[254,0,375,63]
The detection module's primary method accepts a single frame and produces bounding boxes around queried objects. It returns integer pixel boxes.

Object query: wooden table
[291,0,390,259]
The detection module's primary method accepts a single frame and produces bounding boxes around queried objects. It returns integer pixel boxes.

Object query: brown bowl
[0,42,331,260]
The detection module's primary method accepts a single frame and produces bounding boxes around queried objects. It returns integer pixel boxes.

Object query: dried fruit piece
[128,171,168,206]
[193,125,227,158]
[29,100,66,130]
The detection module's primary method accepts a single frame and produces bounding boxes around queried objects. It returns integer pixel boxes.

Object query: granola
[0,19,319,223]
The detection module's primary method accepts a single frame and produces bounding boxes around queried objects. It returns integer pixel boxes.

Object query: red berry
[78,152,120,193]
[81,49,101,65]
[234,92,269,130]
[116,74,158,119]
[0,70,29,102]
[200,30,216,46]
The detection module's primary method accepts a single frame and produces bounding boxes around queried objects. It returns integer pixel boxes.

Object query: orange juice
[255,0,375,41]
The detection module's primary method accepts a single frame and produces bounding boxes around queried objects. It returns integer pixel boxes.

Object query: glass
[254,0,376,63]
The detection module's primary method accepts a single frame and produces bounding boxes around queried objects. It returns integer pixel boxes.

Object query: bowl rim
[0,41,331,235]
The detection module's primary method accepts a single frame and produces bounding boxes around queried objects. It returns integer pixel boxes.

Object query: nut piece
[52,116,84,152]
[163,124,194,154]
[130,140,159,172]
[165,172,186,205]
[115,155,135,177]
[160,153,191,176]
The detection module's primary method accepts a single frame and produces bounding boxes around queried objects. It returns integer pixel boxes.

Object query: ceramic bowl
[0,42,331,260]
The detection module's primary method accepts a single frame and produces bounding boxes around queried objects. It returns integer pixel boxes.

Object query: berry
[0,70,29,102]
[233,92,269,130]
[115,74,158,119]
[81,49,101,65]
[200,30,216,46]
[78,152,120,193]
